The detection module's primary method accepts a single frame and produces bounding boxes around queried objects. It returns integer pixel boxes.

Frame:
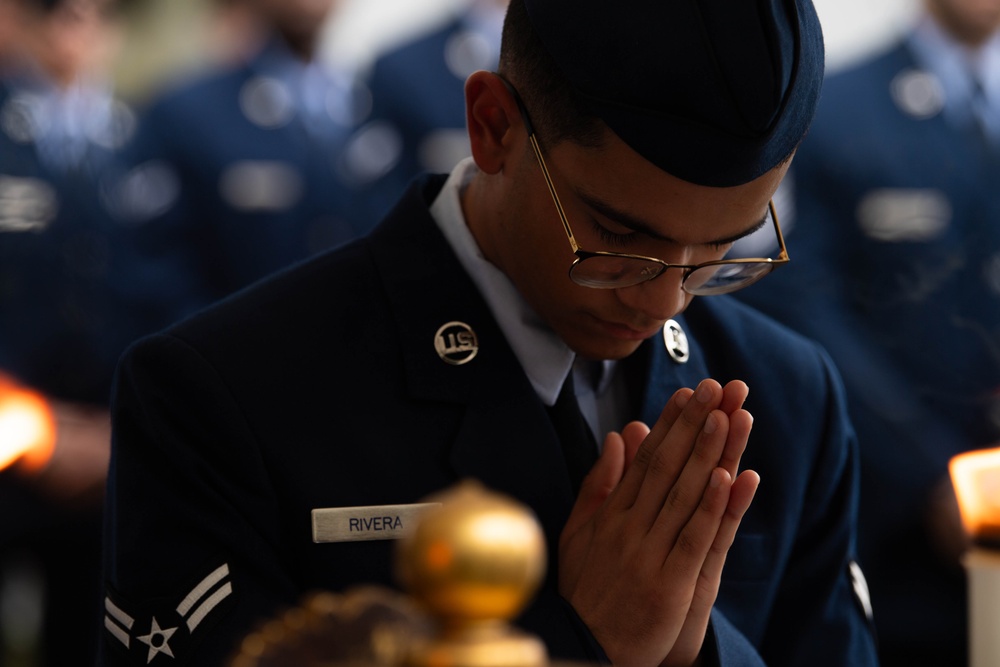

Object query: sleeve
[704,612,765,666]
[99,334,298,667]
[751,349,879,666]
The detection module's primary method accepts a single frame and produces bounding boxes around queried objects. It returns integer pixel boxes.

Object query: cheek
[506,187,575,279]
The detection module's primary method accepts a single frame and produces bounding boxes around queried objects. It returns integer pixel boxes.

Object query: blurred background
[113,0,921,103]
[0,0,919,667]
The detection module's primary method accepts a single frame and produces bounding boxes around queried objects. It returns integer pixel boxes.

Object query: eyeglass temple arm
[769,200,789,262]
[495,73,582,253]
[526,134,581,252]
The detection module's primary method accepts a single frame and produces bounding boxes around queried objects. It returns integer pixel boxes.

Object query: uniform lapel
[367,176,576,534]
[632,313,712,427]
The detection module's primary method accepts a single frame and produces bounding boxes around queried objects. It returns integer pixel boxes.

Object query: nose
[614,267,689,321]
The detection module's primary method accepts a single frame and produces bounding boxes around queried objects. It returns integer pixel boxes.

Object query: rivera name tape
[311,502,441,543]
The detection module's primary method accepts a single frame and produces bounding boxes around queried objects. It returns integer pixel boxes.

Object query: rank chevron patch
[176,563,233,632]
[103,562,235,664]
[104,596,134,649]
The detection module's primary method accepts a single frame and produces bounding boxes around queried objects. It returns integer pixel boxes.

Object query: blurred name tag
[312,503,440,543]
[856,188,951,242]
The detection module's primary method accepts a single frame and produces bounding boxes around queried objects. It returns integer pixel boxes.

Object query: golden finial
[395,480,548,667]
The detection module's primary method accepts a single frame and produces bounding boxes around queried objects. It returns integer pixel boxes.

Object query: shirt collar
[250,35,358,125]
[429,158,575,406]
[909,16,1000,119]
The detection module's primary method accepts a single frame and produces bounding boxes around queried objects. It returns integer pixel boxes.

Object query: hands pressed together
[559,379,760,667]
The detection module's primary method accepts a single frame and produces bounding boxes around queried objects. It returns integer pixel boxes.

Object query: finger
[687,470,760,613]
[666,469,759,666]
[718,408,753,481]
[697,470,760,604]
[728,470,760,519]
[654,388,696,436]
[624,380,724,520]
[659,465,733,589]
[620,420,650,471]
[719,380,749,415]
[609,386,693,509]
[649,409,731,549]
[640,466,736,667]
[562,430,626,544]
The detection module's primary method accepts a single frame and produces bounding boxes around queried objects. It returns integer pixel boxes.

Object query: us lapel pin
[434,321,479,365]
[663,319,690,364]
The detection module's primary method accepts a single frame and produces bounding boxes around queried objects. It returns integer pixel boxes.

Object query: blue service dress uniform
[348,11,501,228]
[0,71,132,665]
[106,36,373,351]
[100,174,878,667]
[0,75,130,401]
[735,35,1000,667]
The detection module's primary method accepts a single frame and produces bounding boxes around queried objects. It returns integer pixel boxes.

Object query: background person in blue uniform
[105,0,373,351]
[347,0,507,228]
[100,0,879,666]
[0,0,133,663]
[734,0,1000,664]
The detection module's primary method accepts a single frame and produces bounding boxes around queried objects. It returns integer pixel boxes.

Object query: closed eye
[590,218,733,255]
[589,219,639,249]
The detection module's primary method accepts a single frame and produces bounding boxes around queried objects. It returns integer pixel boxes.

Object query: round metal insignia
[240,77,294,129]
[663,319,689,364]
[890,69,945,120]
[434,321,479,365]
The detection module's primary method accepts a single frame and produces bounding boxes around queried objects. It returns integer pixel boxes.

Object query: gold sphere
[395,481,547,623]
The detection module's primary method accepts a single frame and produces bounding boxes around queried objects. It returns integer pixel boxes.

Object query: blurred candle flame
[0,374,56,473]
[950,447,1000,542]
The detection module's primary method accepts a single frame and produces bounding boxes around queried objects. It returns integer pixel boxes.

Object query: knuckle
[675,529,702,557]
[645,446,674,477]
[665,484,688,514]
[679,405,705,430]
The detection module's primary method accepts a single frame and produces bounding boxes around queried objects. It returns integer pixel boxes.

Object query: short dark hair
[497,0,604,152]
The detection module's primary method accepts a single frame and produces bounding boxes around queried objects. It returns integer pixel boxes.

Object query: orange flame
[0,374,56,473]
[950,447,1000,541]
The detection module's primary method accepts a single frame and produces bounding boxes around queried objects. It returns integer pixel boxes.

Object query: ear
[464,71,522,175]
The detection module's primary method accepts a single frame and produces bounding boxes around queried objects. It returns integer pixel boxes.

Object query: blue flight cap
[522,0,825,187]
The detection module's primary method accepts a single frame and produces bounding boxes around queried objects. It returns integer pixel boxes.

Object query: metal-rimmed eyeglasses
[498,75,789,296]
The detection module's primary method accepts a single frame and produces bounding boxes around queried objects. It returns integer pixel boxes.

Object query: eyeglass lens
[568,207,780,295]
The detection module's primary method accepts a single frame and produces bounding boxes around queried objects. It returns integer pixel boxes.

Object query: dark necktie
[547,370,599,495]
[969,71,993,145]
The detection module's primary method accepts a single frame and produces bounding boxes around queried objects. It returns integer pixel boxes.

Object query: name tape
[311,503,441,543]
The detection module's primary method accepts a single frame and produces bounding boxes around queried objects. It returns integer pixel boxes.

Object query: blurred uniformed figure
[106,0,373,348]
[0,0,132,663]
[735,0,1000,664]
[348,0,507,228]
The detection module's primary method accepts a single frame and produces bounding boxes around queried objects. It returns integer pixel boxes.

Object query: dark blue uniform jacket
[0,79,122,402]
[100,176,878,667]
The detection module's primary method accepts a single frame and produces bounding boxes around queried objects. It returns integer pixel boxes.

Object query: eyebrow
[576,190,770,247]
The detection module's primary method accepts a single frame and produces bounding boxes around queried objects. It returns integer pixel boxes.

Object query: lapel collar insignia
[434,321,479,365]
[663,319,690,364]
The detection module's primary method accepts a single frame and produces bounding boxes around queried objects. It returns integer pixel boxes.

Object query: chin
[572,338,644,362]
